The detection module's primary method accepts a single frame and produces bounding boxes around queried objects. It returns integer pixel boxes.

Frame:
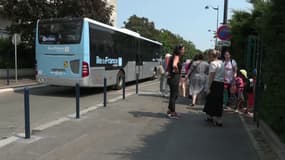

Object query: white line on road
[0,136,19,148]
[0,84,47,94]
[33,117,69,131]
[0,88,14,94]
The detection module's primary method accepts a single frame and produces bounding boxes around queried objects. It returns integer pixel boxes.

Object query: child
[245,69,257,114]
[235,69,248,112]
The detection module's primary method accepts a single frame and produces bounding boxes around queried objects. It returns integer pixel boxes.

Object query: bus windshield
[38,19,83,44]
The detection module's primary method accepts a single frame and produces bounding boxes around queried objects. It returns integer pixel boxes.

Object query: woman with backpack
[223,51,238,107]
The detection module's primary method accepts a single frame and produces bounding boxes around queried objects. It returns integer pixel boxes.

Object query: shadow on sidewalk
[129,111,168,119]
[110,112,259,160]
[128,111,189,119]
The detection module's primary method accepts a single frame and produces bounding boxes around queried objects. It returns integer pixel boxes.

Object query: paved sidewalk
[0,92,259,160]
[0,78,38,91]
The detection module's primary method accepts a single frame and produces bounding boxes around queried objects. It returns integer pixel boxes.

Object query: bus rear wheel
[115,71,124,90]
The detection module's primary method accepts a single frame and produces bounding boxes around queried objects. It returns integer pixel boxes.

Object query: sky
[117,0,253,51]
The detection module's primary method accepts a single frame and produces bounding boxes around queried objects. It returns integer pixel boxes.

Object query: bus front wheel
[115,71,124,90]
[151,67,157,80]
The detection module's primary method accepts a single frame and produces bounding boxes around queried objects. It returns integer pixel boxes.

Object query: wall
[0,68,35,79]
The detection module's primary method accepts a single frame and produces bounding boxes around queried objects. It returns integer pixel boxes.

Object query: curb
[239,115,265,160]
[260,120,285,160]
[0,83,47,94]
[0,90,137,149]
[240,114,285,160]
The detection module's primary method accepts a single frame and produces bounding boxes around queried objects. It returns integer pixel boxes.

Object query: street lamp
[205,5,219,48]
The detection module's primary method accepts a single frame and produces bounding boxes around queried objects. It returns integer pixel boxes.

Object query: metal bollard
[136,73,139,94]
[6,69,10,85]
[75,83,80,119]
[123,76,125,99]
[24,88,30,139]
[104,77,107,107]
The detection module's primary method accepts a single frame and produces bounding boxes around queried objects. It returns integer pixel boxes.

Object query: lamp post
[205,5,219,49]
[208,29,217,47]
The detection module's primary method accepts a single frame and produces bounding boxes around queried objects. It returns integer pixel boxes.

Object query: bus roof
[37,17,162,46]
[84,18,162,46]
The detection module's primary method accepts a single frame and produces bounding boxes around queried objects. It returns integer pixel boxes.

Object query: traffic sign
[217,25,231,41]
[12,33,21,46]
[218,40,231,47]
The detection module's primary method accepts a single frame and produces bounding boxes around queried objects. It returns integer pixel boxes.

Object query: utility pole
[221,0,229,59]
[223,0,228,24]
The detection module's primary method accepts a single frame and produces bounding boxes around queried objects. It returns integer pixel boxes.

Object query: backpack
[166,55,174,73]
[245,77,254,93]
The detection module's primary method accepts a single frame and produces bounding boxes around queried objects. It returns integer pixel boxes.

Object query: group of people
[159,44,256,126]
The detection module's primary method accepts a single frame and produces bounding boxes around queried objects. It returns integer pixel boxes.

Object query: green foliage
[230,0,285,142]
[0,38,35,68]
[258,0,285,142]
[0,0,113,43]
[0,38,13,68]
[229,10,254,67]
[124,15,160,41]
[123,15,199,60]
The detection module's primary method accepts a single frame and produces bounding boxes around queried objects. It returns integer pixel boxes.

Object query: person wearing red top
[246,69,257,114]
[235,69,247,112]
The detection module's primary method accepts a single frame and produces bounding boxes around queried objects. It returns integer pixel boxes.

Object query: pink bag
[230,84,237,94]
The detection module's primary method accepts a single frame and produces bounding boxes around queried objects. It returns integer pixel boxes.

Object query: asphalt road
[0,81,259,160]
[0,79,159,139]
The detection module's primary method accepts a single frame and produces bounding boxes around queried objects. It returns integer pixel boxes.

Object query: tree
[229,10,254,68]
[123,15,199,59]
[57,0,114,25]
[0,0,113,43]
[124,15,160,41]
[0,0,113,67]
[230,0,285,142]
[257,0,285,142]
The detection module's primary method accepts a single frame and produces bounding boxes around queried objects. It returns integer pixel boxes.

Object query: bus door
[136,40,143,79]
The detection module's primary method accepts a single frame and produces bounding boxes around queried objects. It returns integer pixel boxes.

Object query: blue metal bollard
[6,69,10,85]
[24,88,30,139]
[136,73,139,94]
[123,76,125,99]
[104,78,107,107]
[76,83,80,119]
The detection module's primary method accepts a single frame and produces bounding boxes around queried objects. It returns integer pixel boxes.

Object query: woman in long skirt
[203,49,225,126]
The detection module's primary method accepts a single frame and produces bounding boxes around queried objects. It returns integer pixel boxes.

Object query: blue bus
[35,18,162,88]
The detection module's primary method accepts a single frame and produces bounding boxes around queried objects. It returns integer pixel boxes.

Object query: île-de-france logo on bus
[96,56,123,67]
[47,46,70,53]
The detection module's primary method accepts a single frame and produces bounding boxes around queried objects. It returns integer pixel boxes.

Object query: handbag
[187,61,202,78]
[230,83,237,94]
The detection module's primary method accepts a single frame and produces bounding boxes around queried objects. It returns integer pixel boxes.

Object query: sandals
[167,111,181,119]
[214,122,223,127]
[205,117,213,122]
[205,117,223,127]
